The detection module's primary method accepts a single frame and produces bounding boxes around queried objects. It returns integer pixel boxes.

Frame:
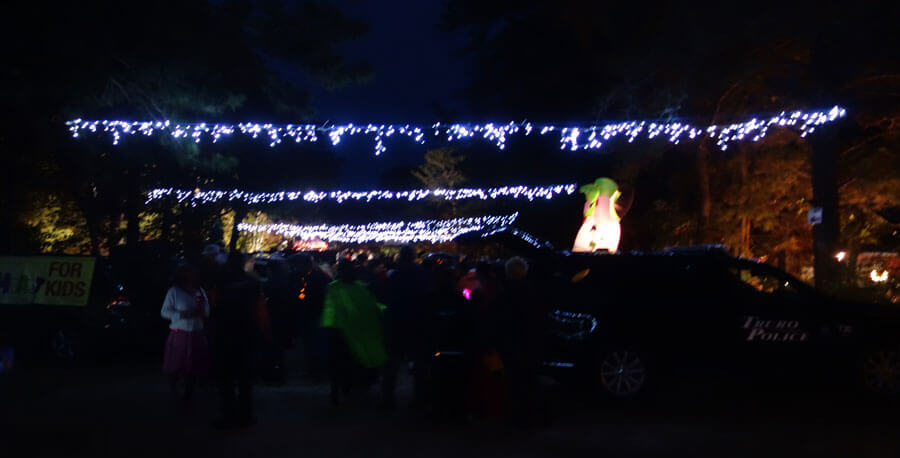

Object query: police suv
[544,247,900,398]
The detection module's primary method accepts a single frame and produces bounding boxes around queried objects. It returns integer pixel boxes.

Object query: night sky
[311,0,470,122]
[302,0,472,186]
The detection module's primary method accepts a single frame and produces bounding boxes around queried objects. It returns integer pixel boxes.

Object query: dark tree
[442,0,900,284]
[1,0,371,254]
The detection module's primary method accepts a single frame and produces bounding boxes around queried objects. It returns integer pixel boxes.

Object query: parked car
[539,246,900,398]
[430,235,900,400]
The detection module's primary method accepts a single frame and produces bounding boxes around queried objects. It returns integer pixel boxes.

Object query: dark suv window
[728,262,812,300]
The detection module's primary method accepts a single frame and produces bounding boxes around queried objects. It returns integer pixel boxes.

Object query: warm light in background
[291,239,329,251]
[870,269,889,283]
[835,251,847,262]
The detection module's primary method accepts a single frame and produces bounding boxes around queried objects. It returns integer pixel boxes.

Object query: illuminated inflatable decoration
[573,178,622,253]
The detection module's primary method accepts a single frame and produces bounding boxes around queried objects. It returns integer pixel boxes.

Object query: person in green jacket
[321,259,387,403]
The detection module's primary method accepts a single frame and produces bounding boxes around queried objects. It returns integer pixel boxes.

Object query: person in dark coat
[289,254,332,377]
[260,257,291,383]
[426,262,473,423]
[460,260,505,419]
[381,245,433,409]
[211,252,268,429]
[199,244,225,294]
[496,256,545,429]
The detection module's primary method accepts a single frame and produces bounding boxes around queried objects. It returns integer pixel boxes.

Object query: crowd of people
[159,243,549,430]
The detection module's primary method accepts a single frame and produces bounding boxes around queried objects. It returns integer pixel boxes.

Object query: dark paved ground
[2,351,899,458]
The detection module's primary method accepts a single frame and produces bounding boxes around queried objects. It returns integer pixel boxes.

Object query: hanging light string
[237,213,519,244]
[146,183,577,206]
[66,106,846,155]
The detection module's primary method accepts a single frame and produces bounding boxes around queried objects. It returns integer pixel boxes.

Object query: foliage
[412,148,466,189]
[411,148,467,217]
[221,210,237,250]
[638,200,697,249]
[138,212,162,242]
[613,132,816,276]
[23,194,92,255]
[235,211,283,253]
[837,75,900,252]
[248,0,374,92]
[713,133,814,274]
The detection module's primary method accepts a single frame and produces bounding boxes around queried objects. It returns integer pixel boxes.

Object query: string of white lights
[237,213,519,244]
[66,106,846,155]
[146,184,577,206]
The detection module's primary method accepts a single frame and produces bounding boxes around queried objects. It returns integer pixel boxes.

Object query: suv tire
[861,347,900,397]
[597,349,647,397]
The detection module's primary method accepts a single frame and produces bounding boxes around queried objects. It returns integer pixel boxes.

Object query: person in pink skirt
[161,264,210,400]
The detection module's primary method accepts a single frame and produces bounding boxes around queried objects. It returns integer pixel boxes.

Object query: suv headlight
[548,310,598,340]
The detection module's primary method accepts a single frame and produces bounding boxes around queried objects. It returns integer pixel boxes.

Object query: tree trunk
[739,147,751,257]
[80,198,102,256]
[228,206,248,253]
[696,142,712,243]
[106,214,121,252]
[160,207,172,244]
[810,137,840,290]
[125,169,140,247]
[698,80,743,246]
[181,207,203,263]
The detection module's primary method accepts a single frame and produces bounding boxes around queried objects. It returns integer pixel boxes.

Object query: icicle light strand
[237,213,519,244]
[146,184,577,206]
[66,106,846,155]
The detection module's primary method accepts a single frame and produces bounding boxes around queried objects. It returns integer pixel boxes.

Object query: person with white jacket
[161,264,210,400]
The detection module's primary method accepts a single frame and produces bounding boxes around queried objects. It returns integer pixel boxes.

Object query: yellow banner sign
[0,257,96,306]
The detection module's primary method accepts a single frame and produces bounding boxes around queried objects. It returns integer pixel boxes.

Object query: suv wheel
[51,330,76,361]
[862,348,900,396]
[598,349,646,397]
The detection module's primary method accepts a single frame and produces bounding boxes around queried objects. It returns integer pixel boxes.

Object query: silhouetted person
[160,263,210,400]
[289,254,332,377]
[427,263,472,422]
[199,244,225,294]
[460,260,505,419]
[321,259,387,405]
[381,245,433,409]
[497,257,545,429]
[364,257,391,303]
[211,252,266,428]
[261,257,292,383]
